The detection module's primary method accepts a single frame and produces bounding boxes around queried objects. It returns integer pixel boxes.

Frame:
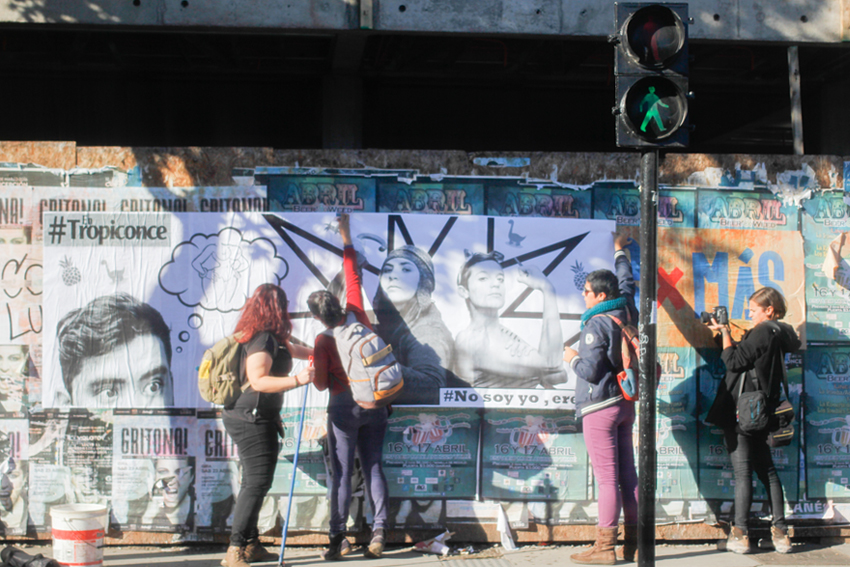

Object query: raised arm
[614,233,637,299]
[339,213,370,328]
[517,264,563,368]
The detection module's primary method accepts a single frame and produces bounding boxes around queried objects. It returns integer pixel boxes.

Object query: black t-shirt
[223,331,292,422]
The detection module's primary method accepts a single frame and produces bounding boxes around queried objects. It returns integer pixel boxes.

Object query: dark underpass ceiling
[0,27,847,154]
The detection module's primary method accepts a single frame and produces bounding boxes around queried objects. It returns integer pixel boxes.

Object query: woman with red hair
[222,284,314,567]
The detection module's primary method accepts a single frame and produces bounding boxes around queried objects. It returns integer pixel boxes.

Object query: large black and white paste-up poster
[111,409,197,531]
[196,410,239,533]
[28,410,73,529]
[1,187,40,409]
[26,409,114,529]
[42,212,614,410]
[0,417,28,536]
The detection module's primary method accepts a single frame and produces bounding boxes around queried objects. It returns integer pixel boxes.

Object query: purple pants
[582,400,639,528]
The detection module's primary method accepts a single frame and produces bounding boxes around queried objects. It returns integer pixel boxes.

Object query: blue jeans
[223,415,279,547]
[723,428,787,533]
[327,391,389,535]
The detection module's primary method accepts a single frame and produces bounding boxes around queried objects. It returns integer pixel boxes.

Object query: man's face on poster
[70,466,101,504]
[0,346,26,402]
[153,458,193,509]
[0,227,30,246]
[380,257,420,305]
[0,457,25,512]
[70,334,173,408]
[461,260,505,310]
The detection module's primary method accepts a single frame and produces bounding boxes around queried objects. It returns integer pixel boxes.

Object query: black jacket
[706,320,801,431]
[572,251,638,417]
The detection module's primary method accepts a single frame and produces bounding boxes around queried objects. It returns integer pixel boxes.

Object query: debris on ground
[413,530,454,556]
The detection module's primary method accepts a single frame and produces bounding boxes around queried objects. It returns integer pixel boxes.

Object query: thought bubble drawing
[159,227,289,313]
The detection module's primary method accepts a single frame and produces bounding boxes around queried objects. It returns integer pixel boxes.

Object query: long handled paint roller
[278,356,312,567]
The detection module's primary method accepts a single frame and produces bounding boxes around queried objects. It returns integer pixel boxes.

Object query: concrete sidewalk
[11,541,850,567]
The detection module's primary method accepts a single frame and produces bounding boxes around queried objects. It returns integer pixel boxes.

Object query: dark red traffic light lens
[624,5,686,69]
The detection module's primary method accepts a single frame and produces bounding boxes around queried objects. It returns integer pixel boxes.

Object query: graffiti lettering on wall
[486,184,591,218]
[268,176,373,212]
[593,185,696,228]
[378,182,483,214]
[657,228,804,348]
[698,190,795,230]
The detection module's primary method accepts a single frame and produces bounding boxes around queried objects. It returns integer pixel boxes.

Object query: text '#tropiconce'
[46,215,168,245]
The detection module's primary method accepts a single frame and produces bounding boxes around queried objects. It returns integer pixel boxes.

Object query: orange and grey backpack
[594,313,659,402]
[322,312,404,408]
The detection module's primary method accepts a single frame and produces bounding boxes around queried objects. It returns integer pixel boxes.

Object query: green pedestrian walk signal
[612,3,690,148]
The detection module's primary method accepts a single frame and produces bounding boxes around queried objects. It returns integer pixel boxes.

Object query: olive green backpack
[198,335,247,405]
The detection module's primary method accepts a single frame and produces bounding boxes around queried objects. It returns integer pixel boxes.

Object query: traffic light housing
[614,3,689,148]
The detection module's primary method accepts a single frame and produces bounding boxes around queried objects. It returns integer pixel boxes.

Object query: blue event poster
[486,182,591,219]
[801,192,850,342]
[267,175,376,212]
[383,408,479,499]
[592,183,695,228]
[272,407,329,496]
[804,347,850,499]
[481,409,586,501]
[697,189,797,231]
[654,347,699,499]
[377,180,484,215]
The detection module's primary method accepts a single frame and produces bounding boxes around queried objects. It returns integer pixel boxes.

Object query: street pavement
[8,540,850,567]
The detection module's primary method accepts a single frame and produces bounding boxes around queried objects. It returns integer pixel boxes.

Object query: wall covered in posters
[0,166,848,539]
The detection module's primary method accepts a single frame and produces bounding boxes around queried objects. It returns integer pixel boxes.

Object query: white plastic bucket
[49,504,108,567]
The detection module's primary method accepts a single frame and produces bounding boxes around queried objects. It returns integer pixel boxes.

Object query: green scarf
[580,296,628,329]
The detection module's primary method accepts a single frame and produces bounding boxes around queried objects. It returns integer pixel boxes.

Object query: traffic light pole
[637,149,658,567]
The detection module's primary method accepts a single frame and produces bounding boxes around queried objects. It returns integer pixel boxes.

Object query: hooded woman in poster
[373,245,454,405]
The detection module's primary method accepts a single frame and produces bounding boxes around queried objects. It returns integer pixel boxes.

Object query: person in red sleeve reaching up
[308,214,390,560]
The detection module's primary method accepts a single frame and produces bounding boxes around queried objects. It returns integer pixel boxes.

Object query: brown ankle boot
[725,526,750,554]
[571,526,618,565]
[222,546,250,567]
[244,540,278,563]
[615,525,638,562]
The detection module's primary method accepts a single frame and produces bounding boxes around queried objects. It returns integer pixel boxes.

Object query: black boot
[322,533,350,561]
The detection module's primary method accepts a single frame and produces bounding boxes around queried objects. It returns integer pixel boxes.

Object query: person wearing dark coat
[563,233,639,565]
[705,287,801,555]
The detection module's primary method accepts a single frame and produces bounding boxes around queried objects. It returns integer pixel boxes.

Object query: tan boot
[244,541,278,563]
[725,526,750,554]
[570,526,618,565]
[364,528,386,559]
[222,546,250,567]
[615,525,638,562]
[770,526,792,554]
